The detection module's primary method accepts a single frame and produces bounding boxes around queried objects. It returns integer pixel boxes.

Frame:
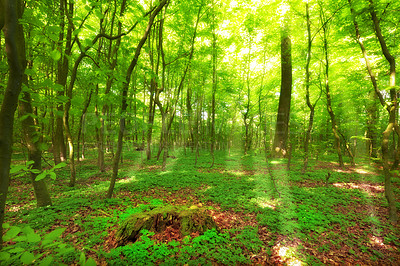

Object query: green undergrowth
[4,149,400,265]
[104,227,263,265]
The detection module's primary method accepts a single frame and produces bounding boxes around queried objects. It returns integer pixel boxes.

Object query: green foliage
[1,224,68,265]
[107,228,251,265]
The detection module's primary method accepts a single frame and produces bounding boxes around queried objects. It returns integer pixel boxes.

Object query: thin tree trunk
[107,0,167,198]
[303,2,319,173]
[77,89,93,162]
[321,7,344,168]
[210,24,217,166]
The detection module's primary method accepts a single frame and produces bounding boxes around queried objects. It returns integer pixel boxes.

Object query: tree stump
[116,205,218,245]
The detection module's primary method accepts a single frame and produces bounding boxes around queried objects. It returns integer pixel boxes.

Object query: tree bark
[0,0,25,248]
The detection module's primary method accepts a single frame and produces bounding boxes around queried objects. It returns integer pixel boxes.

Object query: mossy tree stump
[116,205,218,245]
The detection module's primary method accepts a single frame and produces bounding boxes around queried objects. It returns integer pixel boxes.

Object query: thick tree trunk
[53,0,72,164]
[369,0,398,222]
[0,0,25,248]
[349,0,397,222]
[272,14,292,157]
[19,90,53,207]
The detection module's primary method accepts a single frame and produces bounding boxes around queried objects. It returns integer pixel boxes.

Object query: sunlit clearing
[274,243,303,266]
[118,176,138,184]
[333,182,384,196]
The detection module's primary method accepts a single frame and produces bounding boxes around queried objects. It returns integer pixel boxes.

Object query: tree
[349,0,398,222]
[272,1,292,158]
[0,0,25,248]
[107,0,168,198]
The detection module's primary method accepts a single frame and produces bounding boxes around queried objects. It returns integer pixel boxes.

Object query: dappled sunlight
[8,206,22,212]
[118,176,139,184]
[251,197,277,210]
[370,235,385,247]
[333,182,384,196]
[226,170,245,177]
[355,168,369,174]
[272,242,304,266]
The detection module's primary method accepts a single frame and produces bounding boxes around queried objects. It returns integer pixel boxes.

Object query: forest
[0,0,399,264]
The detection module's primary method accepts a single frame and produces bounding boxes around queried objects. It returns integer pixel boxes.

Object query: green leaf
[50,49,61,61]
[10,165,26,174]
[79,252,86,266]
[0,251,10,261]
[30,169,41,174]
[13,235,27,242]
[25,68,36,76]
[21,226,34,235]
[35,171,48,181]
[27,232,41,243]
[53,162,67,170]
[39,256,53,266]
[44,228,66,242]
[3,226,21,241]
[20,251,35,264]
[8,247,25,253]
[85,257,97,266]
[49,172,57,180]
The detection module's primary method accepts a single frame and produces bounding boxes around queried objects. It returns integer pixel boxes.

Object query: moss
[116,205,218,245]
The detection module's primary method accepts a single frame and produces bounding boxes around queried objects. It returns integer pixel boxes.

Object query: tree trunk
[368,0,398,222]
[77,89,93,162]
[302,2,319,173]
[321,6,344,168]
[0,0,25,248]
[107,0,167,198]
[210,24,217,166]
[53,0,72,164]
[19,90,53,207]
[272,10,292,157]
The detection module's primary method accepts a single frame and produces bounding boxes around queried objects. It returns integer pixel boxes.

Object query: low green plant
[0,224,69,265]
[107,228,252,265]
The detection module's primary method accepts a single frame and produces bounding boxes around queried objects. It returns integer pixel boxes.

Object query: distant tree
[272,1,292,158]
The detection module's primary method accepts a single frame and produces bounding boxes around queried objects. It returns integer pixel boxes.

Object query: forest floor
[2,148,400,265]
